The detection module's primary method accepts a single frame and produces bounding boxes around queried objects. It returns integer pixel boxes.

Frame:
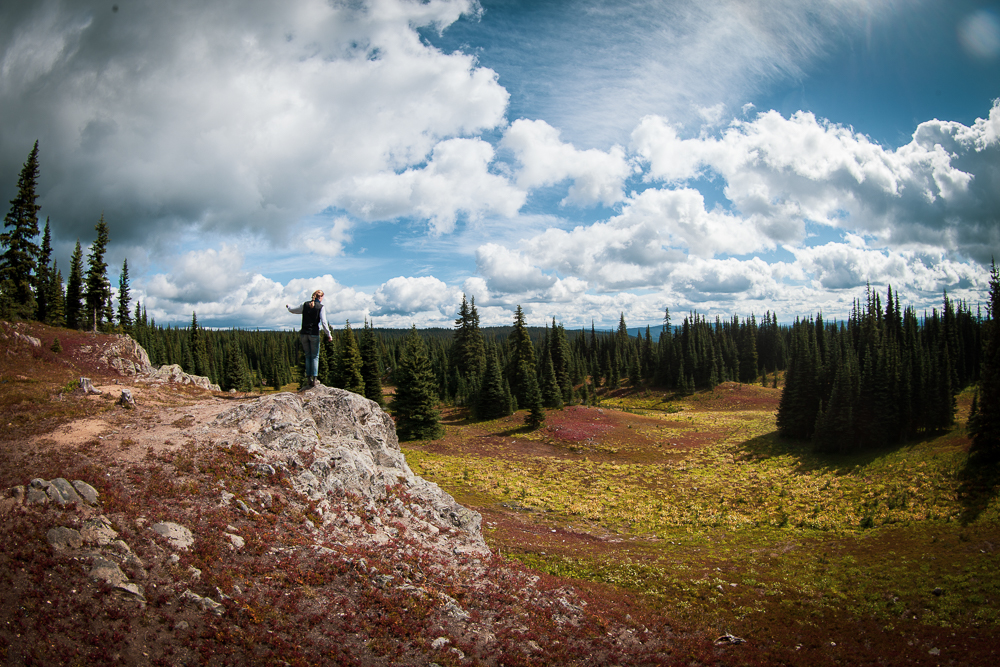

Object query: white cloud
[144,245,250,304]
[301,217,354,257]
[501,119,631,206]
[2,0,506,246]
[475,243,557,294]
[338,137,525,233]
[373,275,456,315]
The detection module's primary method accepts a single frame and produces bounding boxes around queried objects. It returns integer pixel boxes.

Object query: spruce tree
[34,218,52,322]
[46,261,65,327]
[360,320,384,405]
[0,141,41,319]
[189,313,210,378]
[476,345,514,420]
[223,340,252,392]
[507,305,537,406]
[452,294,486,381]
[65,241,84,329]
[971,260,1000,458]
[523,360,545,429]
[84,216,113,330]
[391,326,443,441]
[117,259,132,330]
[539,351,563,408]
[339,321,364,394]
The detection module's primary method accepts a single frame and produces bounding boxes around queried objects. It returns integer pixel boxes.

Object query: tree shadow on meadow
[956,449,1000,525]
[736,429,948,477]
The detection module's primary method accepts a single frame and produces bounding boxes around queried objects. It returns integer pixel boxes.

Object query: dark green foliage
[476,345,515,420]
[391,327,443,441]
[50,337,62,353]
[223,340,252,392]
[189,313,211,379]
[0,141,41,319]
[65,241,84,329]
[779,285,972,451]
[360,320,384,405]
[539,351,563,408]
[506,305,536,406]
[34,218,52,323]
[84,215,113,330]
[522,360,545,429]
[452,294,486,381]
[971,261,1000,458]
[338,321,364,394]
[117,259,132,329]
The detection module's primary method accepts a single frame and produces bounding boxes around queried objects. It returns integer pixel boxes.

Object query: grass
[404,382,1000,664]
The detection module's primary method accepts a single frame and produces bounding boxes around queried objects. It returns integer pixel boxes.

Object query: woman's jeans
[300,334,321,378]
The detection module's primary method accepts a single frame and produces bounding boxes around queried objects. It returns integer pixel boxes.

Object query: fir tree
[83,216,113,330]
[523,360,545,429]
[65,241,84,329]
[34,218,52,322]
[189,312,210,378]
[476,345,514,420]
[539,351,563,408]
[360,320,384,405]
[452,294,486,381]
[391,326,443,441]
[1,142,41,319]
[971,260,1000,458]
[117,259,132,329]
[339,321,364,394]
[507,305,537,406]
[46,261,65,327]
[223,340,252,392]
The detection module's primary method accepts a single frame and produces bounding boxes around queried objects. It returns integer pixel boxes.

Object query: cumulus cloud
[475,243,557,294]
[501,119,631,207]
[373,275,457,315]
[339,138,525,233]
[1,0,505,247]
[632,101,1000,261]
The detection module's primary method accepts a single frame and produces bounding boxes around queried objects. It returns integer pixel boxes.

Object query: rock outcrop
[214,385,487,552]
[143,364,221,392]
[98,335,154,376]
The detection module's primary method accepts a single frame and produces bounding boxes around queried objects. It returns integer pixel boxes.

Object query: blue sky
[1,0,997,329]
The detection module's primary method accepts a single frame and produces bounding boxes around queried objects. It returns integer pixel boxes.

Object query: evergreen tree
[360,319,384,405]
[523,360,546,429]
[539,352,563,408]
[34,218,52,322]
[83,216,113,330]
[339,321,364,394]
[0,141,41,319]
[507,305,537,406]
[222,340,252,392]
[971,260,1000,458]
[391,326,443,441]
[452,294,486,381]
[189,313,210,378]
[476,345,515,420]
[46,261,65,327]
[65,240,84,329]
[117,259,132,330]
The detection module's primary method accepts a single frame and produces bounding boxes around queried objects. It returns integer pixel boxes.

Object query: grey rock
[214,386,486,550]
[47,526,83,551]
[71,480,99,505]
[98,335,153,376]
[81,516,118,545]
[117,388,137,409]
[25,487,48,505]
[431,637,450,650]
[9,485,25,503]
[180,589,225,616]
[146,364,221,392]
[224,533,245,550]
[89,556,128,586]
[151,521,194,550]
[116,582,145,599]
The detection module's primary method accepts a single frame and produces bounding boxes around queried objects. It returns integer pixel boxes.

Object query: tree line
[5,141,997,455]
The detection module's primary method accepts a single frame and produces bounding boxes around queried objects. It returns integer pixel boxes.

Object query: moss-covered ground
[404,382,1000,666]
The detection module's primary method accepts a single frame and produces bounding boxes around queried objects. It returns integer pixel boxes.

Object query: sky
[1,0,998,330]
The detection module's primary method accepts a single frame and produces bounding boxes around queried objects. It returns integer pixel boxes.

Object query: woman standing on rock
[286,290,332,389]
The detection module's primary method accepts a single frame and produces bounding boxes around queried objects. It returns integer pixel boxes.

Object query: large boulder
[146,364,221,392]
[214,386,484,546]
[98,334,154,376]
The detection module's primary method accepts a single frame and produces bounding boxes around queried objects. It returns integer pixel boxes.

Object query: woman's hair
[308,290,324,309]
